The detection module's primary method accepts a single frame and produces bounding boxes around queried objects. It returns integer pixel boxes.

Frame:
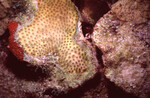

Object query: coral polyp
[8,0,99,92]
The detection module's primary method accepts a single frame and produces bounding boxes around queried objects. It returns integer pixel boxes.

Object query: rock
[0,0,11,36]
[92,0,150,97]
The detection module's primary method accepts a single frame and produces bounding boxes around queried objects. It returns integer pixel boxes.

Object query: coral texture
[1,0,149,97]
[8,0,99,92]
[0,0,11,36]
[92,0,150,97]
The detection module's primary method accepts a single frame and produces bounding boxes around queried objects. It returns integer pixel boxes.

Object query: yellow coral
[13,0,98,75]
[17,0,78,57]
[9,0,99,91]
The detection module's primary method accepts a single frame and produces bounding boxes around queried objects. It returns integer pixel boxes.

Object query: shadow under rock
[73,0,110,24]
[0,29,9,48]
[107,79,139,98]
[0,29,48,82]
[5,51,48,82]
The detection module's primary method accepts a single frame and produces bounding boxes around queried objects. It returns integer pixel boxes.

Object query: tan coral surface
[9,0,99,91]
[17,0,78,58]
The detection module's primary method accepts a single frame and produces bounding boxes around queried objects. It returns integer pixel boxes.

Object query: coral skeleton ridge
[8,0,99,92]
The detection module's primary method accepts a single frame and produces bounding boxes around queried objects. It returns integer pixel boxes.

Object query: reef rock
[0,0,11,36]
[92,0,150,97]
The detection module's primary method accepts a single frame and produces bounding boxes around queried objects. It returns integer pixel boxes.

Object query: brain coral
[92,0,150,97]
[8,0,99,92]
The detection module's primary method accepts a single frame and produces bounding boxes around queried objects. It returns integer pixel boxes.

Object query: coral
[2,0,149,97]
[8,0,99,92]
[92,0,150,97]
[0,47,106,97]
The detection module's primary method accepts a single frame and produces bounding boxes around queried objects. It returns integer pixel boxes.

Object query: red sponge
[8,21,23,60]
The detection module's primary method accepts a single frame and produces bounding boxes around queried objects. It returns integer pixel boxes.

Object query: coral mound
[8,0,99,92]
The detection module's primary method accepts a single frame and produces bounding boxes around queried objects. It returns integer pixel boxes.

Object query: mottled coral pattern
[18,0,78,57]
[8,0,98,91]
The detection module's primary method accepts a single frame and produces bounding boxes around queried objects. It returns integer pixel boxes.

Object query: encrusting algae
[92,0,150,97]
[8,0,99,92]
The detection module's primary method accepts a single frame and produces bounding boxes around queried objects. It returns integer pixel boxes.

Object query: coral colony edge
[8,0,99,92]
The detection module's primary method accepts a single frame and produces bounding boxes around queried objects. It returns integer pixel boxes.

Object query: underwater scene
[0,0,150,98]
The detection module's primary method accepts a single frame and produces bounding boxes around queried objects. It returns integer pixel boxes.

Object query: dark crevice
[0,29,10,53]
[1,29,48,82]
[95,46,104,68]
[0,29,9,43]
[104,0,119,7]
[72,0,83,10]
[0,28,9,38]
[73,0,110,25]
[107,79,139,98]
[5,51,48,82]
[82,22,93,41]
